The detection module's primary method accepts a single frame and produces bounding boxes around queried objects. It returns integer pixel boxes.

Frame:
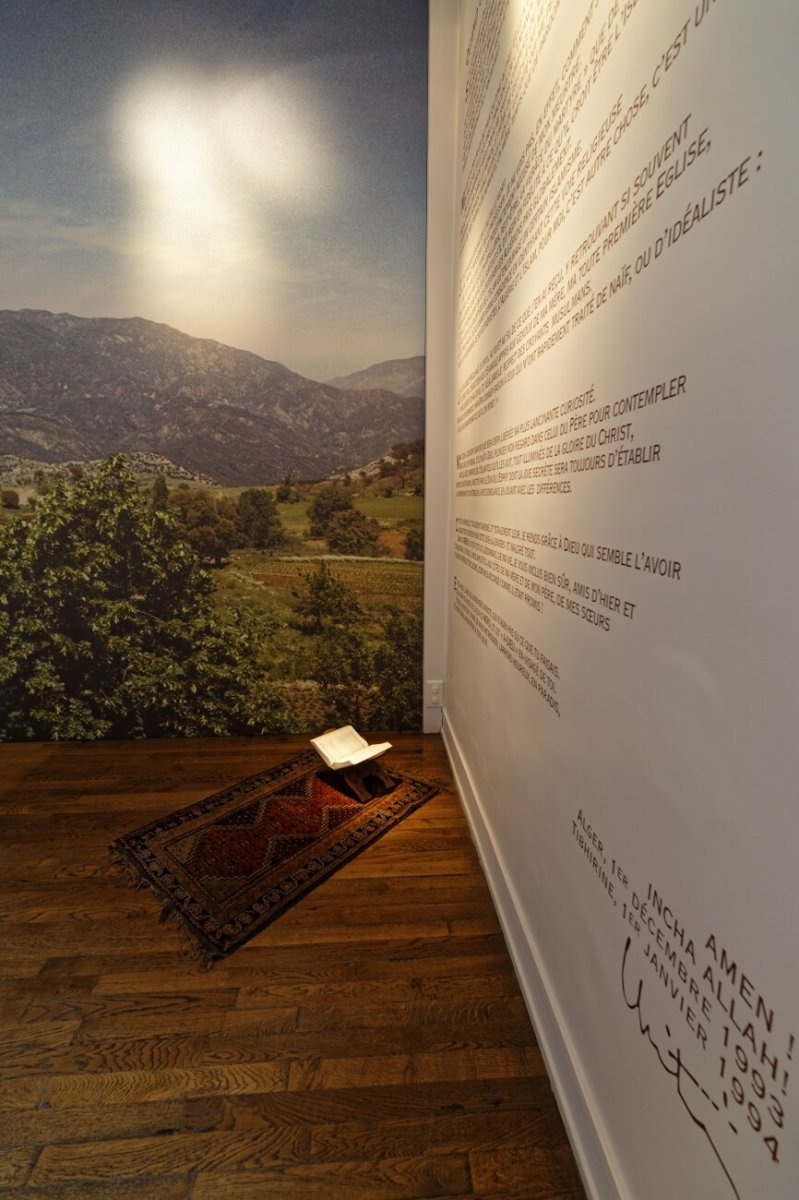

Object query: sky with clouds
[0,0,428,381]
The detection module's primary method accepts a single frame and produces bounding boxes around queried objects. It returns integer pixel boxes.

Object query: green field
[216,551,423,612]
[274,493,422,537]
[234,553,422,609]
[210,550,423,732]
[355,494,423,523]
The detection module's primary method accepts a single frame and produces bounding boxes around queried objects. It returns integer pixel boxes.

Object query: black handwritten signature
[621,936,741,1200]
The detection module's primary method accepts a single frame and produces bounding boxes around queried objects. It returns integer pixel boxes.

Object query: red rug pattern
[110,750,439,964]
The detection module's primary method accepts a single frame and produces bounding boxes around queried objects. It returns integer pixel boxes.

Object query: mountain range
[0,310,425,485]
[327,356,425,397]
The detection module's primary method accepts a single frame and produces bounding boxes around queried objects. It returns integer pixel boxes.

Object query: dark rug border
[109,750,441,966]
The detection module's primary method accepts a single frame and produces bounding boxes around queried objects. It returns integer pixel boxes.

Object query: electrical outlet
[427,679,444,708]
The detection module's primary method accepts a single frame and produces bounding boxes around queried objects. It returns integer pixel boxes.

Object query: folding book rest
[334,758,396,803]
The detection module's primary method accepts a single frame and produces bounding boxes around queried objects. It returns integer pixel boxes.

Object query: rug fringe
[174,920,220,970]
[392,768,447,792]
[110,845,220,968]
[426,774,448,790]
[108,847,149,890]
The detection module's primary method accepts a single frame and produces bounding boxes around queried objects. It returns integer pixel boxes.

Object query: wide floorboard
[0,733,586,1199]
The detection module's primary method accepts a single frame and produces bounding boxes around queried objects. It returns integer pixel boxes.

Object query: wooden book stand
[336,759,395,803]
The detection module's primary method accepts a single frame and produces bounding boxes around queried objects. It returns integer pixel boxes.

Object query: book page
[311,726,391,769]
[312,726,367,764]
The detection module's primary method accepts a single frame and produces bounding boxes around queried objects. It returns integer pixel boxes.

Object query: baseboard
[422,706,443,734]
[442,712,623,1200]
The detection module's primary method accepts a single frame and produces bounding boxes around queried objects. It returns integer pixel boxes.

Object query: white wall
[432,2,799,1197]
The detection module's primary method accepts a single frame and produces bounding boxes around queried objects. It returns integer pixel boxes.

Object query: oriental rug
[110,750,439,966]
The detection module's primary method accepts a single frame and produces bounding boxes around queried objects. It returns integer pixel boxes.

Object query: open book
[310,725,392,771]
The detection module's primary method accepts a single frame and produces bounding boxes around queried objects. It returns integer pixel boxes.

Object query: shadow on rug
[110,749,440,967]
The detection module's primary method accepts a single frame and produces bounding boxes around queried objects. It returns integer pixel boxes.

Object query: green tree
[291,561,379,726]
[275,474,293,503]
[315,624,377,728]
[404,522,424,561]
[150,475,169,510]
[169,488,237,565]
[371,609,423,729]
[236,488,284,550]
[292,560,362,636]
[392,439,424,463]
[326,508,381,556]
[307,482,353,538]
[33,468,51,496]
[0,455,292,741]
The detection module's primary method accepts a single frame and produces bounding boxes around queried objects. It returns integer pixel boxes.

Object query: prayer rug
[110,750,439,966]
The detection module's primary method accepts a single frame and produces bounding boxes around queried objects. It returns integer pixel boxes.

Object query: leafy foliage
[326,508,381,556]
[292,560,362,636]
[236,488,284,550]
[0,456,293,741]
[372,609,423,729]
[169,488,238,565]
[275,473,300,503]
[391,438,424,466]
[291,562,422,730]
[314,624,377,728]
[150,475,169,510]
[307,483,354,538]
[404,522,423,560]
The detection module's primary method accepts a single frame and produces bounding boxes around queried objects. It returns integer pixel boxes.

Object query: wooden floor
[0,732,586,1200]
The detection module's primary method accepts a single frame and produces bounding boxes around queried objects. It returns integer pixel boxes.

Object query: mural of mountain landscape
[0,310,425,741]
[0,310,424,486]
[0,0,428,743]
